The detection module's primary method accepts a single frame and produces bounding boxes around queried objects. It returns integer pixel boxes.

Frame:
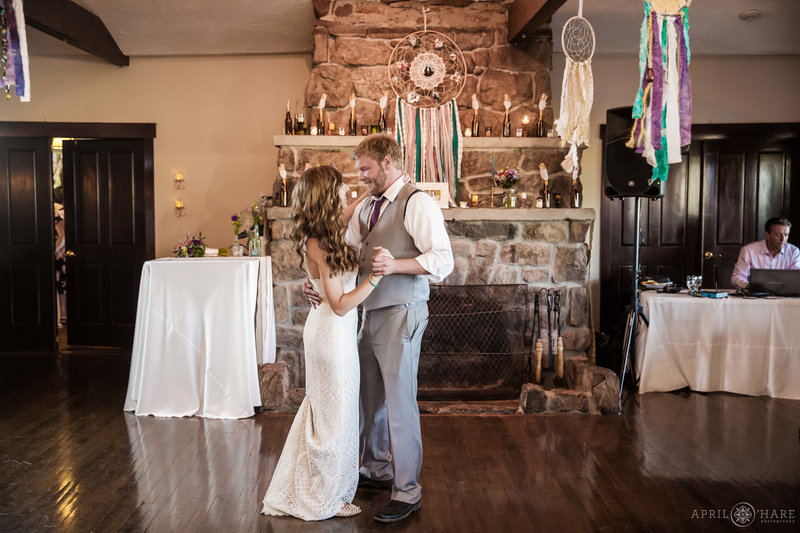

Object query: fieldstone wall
[265,207,595,395]
[275,0,573,206]
[308,0,552,137]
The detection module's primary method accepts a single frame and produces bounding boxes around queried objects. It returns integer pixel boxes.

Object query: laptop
[749,269,800,297]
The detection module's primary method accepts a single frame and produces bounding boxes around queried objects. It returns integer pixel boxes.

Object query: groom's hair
[353,134,403,168]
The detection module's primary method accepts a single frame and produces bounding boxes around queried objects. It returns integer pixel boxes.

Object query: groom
[306,134,453,522]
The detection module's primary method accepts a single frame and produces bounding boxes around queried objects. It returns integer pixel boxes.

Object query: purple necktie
[369,197,385,230]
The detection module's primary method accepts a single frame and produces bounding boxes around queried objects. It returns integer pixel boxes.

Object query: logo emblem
[731,502,755,527]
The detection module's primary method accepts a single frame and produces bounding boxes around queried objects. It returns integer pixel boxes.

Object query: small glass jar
[504,188,516,208]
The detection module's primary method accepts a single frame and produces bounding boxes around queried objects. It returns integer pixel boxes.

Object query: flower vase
[231,239,244,257]
[503,188,516,208]
[248,227,262,257]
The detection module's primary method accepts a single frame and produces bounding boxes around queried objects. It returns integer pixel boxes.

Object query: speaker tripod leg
[618,306,636,415]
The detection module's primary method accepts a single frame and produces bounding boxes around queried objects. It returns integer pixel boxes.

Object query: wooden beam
[508,0,567,45]
[24,0,129,66]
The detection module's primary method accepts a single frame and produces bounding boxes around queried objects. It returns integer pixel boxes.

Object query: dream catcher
[555,0,594,178]
[627,0,692,182]
[389,7,467,204]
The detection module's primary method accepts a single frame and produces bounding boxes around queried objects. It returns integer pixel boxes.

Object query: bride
[262,165,381,520]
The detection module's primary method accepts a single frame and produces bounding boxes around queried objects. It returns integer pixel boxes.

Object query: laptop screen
[749,269,800,296]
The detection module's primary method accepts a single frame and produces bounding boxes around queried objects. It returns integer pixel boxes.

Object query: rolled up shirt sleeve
[730,246,751,289]
[404,191,454,282]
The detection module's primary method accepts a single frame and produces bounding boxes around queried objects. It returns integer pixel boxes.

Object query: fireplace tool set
[531,289,565,386]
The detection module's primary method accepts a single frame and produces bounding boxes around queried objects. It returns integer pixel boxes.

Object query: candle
[338,126,346,136]
[516,128,523,137]
[310,125,318,135]
[351,190,357,199]
[491,154,495,183]
[464,127,472,137]
[522,115,530,125]
[471,194,479,207]
[459,201,468,208]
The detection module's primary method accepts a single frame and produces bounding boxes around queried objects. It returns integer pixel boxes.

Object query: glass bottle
[539,180,549,208]
[279,177,289,207]
[248,226,262,257]
[295,113,305,135]
[317,110,325,136]
[284,100,293,135]
[378,108,386,133]
[471,110,480,137]
[571,175,583,207]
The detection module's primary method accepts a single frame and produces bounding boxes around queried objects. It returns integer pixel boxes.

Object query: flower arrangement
[175,233,206,257]
[494,167,520,190]
[231,214,242,236]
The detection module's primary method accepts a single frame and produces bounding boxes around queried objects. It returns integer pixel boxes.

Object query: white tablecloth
[636,291,800,399]
[124,257,276,418]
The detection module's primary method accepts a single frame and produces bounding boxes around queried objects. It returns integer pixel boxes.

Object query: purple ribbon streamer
[649,11,664,151]
[677,16,692,146]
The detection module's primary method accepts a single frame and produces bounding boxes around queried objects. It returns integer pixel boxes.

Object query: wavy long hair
[290,165,358,276]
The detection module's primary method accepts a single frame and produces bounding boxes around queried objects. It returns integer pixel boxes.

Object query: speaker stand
[618,196,649,414]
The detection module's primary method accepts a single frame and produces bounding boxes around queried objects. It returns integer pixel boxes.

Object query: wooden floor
[1,344,798,532]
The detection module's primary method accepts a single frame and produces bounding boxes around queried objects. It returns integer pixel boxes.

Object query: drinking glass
[686,275,702,292]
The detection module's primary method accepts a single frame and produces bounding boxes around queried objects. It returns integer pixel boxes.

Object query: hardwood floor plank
[1,350,799,532]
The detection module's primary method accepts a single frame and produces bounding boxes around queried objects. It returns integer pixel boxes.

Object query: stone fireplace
[258,0,619,414]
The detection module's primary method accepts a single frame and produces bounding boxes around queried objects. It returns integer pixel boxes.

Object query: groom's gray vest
[357,183,429,311]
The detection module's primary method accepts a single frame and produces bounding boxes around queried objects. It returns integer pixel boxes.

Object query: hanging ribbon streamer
[1,0,30,102]
[627,0,691,182]
[395,97,463,205]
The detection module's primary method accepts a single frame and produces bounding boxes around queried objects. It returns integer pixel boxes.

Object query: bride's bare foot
[336,502,361,517]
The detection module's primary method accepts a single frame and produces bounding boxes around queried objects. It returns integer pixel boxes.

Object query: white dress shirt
[346,176,454,283]
[731,240,800,289]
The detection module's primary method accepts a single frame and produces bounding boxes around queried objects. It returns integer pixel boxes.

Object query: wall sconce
[174,199,186,217]
[174,171,185,189]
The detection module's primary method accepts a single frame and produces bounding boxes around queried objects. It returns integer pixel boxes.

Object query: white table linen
[124,257,276,418]
[636,291,800,399]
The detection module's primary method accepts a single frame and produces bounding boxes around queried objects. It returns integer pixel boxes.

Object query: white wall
[0,53,312,257]
[551,54,800,327]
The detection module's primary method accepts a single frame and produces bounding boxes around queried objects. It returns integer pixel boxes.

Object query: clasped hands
[303,247,393,308]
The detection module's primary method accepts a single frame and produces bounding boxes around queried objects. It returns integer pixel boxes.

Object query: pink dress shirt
[730,240,800,289]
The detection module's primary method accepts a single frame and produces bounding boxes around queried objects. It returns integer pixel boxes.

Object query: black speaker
[603,107,666,198]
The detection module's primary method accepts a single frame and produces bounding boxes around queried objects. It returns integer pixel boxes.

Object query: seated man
[731,217,800,289]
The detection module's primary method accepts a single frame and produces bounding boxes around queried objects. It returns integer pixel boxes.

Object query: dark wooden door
[701,136,797,288]
[62,139,148,347]
[601,124,800,333]
[600,144,702,332]
[0,137,57,351]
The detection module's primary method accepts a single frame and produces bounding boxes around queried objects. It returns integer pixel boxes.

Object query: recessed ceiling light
[738,8,762,21]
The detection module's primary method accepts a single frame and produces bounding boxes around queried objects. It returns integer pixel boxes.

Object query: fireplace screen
[418,284,529,400]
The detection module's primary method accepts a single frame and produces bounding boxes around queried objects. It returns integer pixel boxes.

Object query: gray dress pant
[358,301,428,504]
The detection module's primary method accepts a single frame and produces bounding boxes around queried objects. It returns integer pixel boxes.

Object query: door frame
[0,121,156,351]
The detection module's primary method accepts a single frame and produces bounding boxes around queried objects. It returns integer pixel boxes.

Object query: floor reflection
[124,414,263,530]
[635,392,798,483]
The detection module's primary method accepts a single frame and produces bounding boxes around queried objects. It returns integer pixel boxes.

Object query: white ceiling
[25,0,800,59]
[553,0,800,55]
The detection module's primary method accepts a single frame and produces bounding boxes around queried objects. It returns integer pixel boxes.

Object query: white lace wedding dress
[262,271,361,520]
